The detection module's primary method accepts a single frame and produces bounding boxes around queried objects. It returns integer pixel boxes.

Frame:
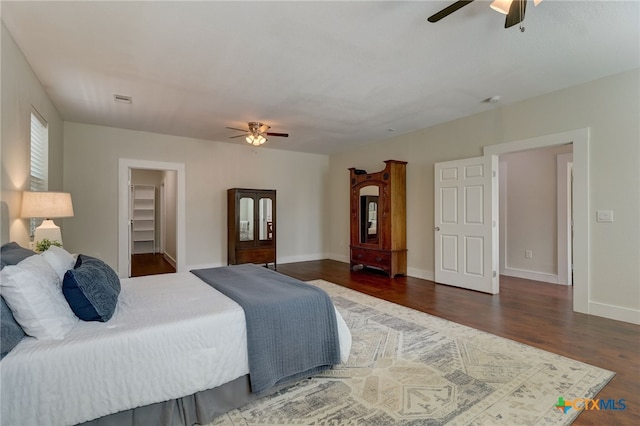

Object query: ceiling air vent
[113,94,132,104]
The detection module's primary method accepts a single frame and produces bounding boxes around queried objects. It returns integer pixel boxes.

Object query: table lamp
[21,191,74,247]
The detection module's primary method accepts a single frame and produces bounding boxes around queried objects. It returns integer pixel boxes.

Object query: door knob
[435,226,440,231]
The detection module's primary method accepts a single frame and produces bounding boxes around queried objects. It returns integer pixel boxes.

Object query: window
[29,109,48,236]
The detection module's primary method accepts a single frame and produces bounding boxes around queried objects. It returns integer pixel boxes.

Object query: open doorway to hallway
[484,128,588,314]
[498,144,574,286]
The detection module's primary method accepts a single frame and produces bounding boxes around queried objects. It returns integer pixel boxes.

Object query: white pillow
[0,255,78,340]
[41,245,76,282]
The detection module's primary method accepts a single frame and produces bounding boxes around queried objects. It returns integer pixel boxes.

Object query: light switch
[596,210,614,223]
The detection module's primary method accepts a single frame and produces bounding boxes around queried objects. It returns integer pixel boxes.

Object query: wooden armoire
[349,160,407,277]
[227,188,276,268]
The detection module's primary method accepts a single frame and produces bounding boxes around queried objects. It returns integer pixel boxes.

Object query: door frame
[484,128,589,314]
[557,153,573,285]
[118,159,186,278]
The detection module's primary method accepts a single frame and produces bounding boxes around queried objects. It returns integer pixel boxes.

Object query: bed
[0,240,351,426]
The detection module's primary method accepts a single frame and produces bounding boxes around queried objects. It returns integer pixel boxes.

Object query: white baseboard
[187,254,328,272]
[326,253,350,264]
[186,261,224,271]
[407,267,434,281]
[589,301,640,325]
[278,253,327,264]
[327,254,435,282]
[501,267,565,285]
[163,252,176,268]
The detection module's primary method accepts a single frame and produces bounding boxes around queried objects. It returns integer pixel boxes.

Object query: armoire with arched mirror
[349,160,407,277]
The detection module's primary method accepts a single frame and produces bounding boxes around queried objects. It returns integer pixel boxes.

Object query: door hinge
[493,271,497,277]
[492,170,496,178]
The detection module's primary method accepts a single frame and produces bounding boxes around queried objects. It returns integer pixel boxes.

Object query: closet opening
[130,168,177,277]
[117,159,186,278]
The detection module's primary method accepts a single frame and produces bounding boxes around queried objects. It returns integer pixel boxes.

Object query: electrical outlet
[596,210,614,223]
[525,250,533,259]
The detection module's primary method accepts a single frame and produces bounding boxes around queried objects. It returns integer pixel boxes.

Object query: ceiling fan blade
[427,0,474,23]
[225,126,249,132]
[505,0,527,28]
[265,132,289,137]
[229,134,247,139]
[258,124,271,133]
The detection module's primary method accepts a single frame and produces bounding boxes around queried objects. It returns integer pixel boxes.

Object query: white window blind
[30,110,48,191]
[29,110,49,236]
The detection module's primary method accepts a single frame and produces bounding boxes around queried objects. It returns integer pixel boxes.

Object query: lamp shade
[490,0,514,14]
[21,191,74,219]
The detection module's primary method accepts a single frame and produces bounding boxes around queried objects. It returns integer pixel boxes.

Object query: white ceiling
[2,0,639,155]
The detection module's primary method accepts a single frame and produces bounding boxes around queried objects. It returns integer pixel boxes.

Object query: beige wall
[0,23,64,246]
[62,122,329,270]
[328,68,640,324]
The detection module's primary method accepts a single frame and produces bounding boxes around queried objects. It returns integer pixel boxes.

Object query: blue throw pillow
[1,242,36,269]
[62,255,120,322]
[1,295,26,359]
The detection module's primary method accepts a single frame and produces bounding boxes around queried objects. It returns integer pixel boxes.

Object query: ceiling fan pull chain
[519,0,525,32]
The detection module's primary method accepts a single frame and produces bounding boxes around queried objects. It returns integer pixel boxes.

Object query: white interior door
[434,155,499,294]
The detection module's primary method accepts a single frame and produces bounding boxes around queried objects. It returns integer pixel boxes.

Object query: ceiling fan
[427,0,542,30]
[226,122,289,146]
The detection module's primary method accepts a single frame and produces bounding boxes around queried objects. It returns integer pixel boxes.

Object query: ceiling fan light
[258,135,266,145]
[246,135,253,144]
[490,0,513,15]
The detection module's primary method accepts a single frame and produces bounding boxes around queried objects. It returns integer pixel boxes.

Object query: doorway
[498,144,573,285]
[433,128,589,315]
[118,159,186,278]
[484,128,589,314]
[130,168,177,277]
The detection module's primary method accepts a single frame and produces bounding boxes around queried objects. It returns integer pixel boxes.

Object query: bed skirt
[78,374,280,426]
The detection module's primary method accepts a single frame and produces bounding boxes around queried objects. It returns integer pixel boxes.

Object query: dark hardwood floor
[276,259,639,426]
[130,253,175,277]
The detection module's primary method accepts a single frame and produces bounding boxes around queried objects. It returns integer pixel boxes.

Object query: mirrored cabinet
[228,188,276,268]
[349,160,407,277]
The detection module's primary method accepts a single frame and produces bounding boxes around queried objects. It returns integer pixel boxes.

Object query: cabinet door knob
[357,253,363,259]
[375,257,382,262]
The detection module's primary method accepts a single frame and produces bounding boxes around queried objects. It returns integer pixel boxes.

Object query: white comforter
[0,272,351,426]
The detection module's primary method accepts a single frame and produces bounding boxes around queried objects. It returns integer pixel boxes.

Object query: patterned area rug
[210,280,614,425]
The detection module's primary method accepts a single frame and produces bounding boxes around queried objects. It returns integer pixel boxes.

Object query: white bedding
[0,272,351,426]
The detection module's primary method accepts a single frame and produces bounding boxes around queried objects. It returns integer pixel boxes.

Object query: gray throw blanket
[191,264,341,394]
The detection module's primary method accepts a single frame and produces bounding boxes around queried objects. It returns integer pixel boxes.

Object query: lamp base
[33,219,63,248]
